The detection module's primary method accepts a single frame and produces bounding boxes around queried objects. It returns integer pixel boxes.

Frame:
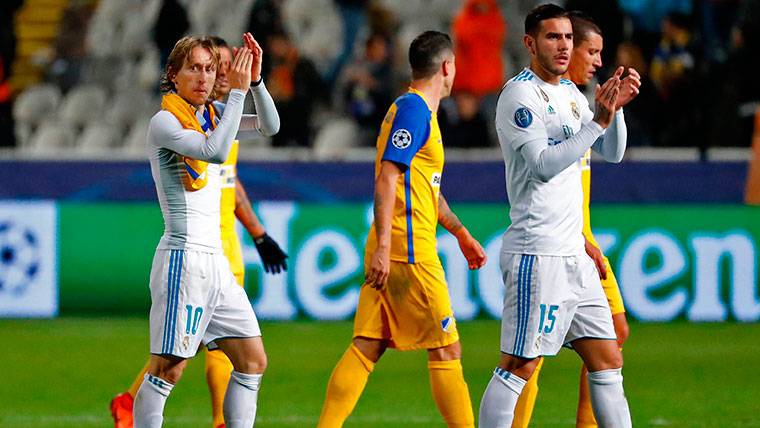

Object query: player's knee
[428,341,461,361]
[497,354,540,381]
[234,351,268,374]
[352,337,387,362]
[152,362,186,384]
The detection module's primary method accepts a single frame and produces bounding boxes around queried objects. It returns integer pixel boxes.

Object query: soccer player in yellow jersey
[317,31,487,428]
[110,34,287,428]
[510,12,641,428]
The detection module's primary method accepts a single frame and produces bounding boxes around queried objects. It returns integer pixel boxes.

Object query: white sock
[223,371,262,428]
[478,367,527,428]
[134,374,174,428]
[587,368,632,428]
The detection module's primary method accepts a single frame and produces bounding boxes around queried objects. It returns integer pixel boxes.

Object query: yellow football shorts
[602,256,625,315]
[222,231,245,287]
[353,259,459,351]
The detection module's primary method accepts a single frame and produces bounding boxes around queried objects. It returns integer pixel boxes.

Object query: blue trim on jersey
[512,70,528,81]
[404,169,415,263]
[515,70,534,81]
[162,251,176,353]
[168,251,183,353]
[513,255,527,355]
[522,256,535,355]
[560,79,573,85]
[185,163,201,179]
[382,93,430,169]
[200,108,213,132]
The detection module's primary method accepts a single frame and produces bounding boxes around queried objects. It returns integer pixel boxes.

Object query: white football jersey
[148,108,224,253]
[496,67,595,256]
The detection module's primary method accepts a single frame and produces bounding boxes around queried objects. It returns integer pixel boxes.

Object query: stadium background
[1,0,759,426]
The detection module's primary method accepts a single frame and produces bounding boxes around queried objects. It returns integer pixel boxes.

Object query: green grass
[0,319,758,427]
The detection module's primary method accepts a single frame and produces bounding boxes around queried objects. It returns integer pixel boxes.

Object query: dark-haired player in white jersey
[479,4,634,427]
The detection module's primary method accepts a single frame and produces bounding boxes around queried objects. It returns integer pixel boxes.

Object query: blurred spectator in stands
[650,12,703,147]
[451,0,505,98]
[618,0,691,59]
[48,1,96,92]
[565,0,624,76]
[339,33,395,144]
[247,0,285,78]
[698,0,740,66]
[616,42,659,146]
[439,92,491,148]
[0,0,22,147]
[327,0,369,86]
[266,30,326,147]
[153,0,189,69]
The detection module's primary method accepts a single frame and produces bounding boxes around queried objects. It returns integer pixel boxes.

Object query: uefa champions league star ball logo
[0,221,41,296]
[391,129,412,149]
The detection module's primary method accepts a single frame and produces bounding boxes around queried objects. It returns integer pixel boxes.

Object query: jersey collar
[408,87,432,111]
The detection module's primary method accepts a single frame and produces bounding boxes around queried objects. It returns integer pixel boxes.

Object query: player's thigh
[601,256,625,315]
[387,260,460,350]
[565,256,618,349]
[215,336,267,374]
[204,266,262,354]
[499,253,577,359]
[572,338,623,372]
[148,249,217,358]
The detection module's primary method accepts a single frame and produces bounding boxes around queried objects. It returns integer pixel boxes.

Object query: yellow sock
[317,344,374,428]
[576,363,597,428]
[206,348,234,427]
[127,360,152,398]
[428,359,474,428]
[512,357,543,428]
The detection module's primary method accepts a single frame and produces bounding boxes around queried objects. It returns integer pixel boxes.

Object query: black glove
[254,233,288,274]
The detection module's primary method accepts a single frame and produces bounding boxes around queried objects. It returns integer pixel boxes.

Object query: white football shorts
[148,249,261,358]
[499,252,616,359]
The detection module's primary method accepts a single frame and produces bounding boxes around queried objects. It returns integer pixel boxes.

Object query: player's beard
[537,49,569,77]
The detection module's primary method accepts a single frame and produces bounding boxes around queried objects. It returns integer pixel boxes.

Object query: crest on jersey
[514,107,533,128]
[441,316,455,332]
[391,129,412,149]
[570,101,580,120]
[539,87,549,102]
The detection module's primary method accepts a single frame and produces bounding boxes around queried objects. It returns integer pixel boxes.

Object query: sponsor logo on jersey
[514,107,533,128]
[391,129,412,149]
[547,105,556,115]
[562,124,575,139]
[441,316,455,332]
[431,172,442,187]
[539,87,549,102]
[384,109,395,124]
[570,101,580,120]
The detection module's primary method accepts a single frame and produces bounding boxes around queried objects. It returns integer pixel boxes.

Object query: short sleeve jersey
[496,68,595,256]
[365,88,444,264]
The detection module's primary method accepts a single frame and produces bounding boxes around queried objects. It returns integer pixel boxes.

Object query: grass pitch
[0,318,758,427]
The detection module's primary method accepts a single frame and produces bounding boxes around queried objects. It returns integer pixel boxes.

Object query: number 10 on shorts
[185,305,204,335]
[538,304,559,334]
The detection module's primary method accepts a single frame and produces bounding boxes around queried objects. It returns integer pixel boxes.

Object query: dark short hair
[525,3,569,37]
[209,36,229,49]
[408,31,453,80]
[569,11,602,45]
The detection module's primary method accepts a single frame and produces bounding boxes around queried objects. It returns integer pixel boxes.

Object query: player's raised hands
[366,247,391,290]
[593,66,622,128]
[242,32,263,83]
[228,47,253,91]
[584,235,607,280]
[616,67,641,110]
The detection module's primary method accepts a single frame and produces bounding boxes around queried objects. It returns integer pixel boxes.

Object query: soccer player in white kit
[133,36,264,428]
[478,5,633,427]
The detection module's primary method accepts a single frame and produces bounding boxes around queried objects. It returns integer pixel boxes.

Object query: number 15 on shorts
[538,304,559,334]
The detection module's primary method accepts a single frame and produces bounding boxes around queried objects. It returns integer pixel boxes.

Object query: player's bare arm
[366,160,402,289]
[438,194,486,270]
[584,234,608,280]
[235,178,288,274]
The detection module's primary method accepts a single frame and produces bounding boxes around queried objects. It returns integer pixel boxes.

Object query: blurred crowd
[1,0,759,152]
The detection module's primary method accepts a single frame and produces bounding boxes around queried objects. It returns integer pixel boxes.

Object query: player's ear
[523,35,535,55]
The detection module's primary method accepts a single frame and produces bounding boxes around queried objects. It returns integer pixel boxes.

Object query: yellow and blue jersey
[365,88,444,264]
